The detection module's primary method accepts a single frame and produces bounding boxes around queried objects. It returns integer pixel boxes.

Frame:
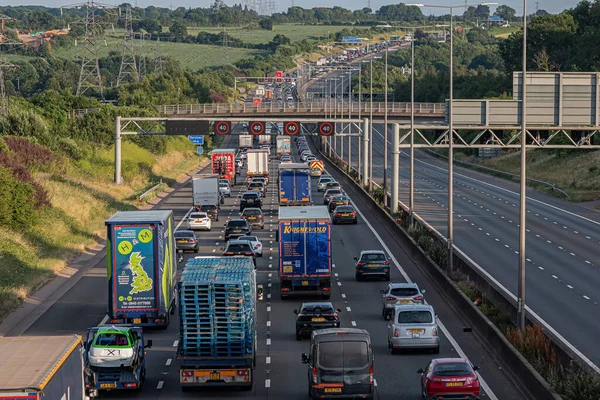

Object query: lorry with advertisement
[258,135,271,147]
[246,148,270,183]
[279,163,311,206]
[105,210,177,328]
[211,148,237,185]
[0,335,86,400]
[276,206,332,299]
[276,136,291,157]
[239,135,253,150]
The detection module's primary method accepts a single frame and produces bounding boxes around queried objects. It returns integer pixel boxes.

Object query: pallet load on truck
[258,135,271,147]
[193,173,221,211]
[0,335,85,400]
[276,136,291,158]
[211,149,237,186]
[177,257,257,390]
[279,163,311,206]
[239,135,253,151]
[246,148,270,183]
[83,326,152,397]
[276,206,332,299]
[105,210,177,328]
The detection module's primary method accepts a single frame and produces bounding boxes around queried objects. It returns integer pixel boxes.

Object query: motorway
[8,131,525,398]
[319,62,600,369]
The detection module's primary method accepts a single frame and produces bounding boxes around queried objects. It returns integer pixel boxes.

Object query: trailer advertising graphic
[114,225,157,310]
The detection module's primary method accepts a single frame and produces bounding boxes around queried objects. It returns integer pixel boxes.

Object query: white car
[219,182,231,197]
[187,212,212,231]
[238,235,263,257]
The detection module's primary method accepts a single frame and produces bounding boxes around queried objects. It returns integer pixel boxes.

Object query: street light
[409,2,497,273]
[363,56,381,192]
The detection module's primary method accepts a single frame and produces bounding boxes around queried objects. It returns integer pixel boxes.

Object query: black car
[240,207,265,229]
[332,205,357,224]
[328,195,350,213]
[225,218,251,241]
[294,302,341,341]
[174,230,199,252]
[197,204,219,221]
[222,239,256,267]
[240,191,262,211]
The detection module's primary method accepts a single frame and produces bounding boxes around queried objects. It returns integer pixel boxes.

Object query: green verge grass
[0,135,220,320]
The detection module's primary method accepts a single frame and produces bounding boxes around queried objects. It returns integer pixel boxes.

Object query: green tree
[259,18,273,30]
[494,5,516,21]
[170,21,187,37]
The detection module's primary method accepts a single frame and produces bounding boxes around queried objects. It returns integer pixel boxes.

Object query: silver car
[381,283,425,320]
[219,182,231,197]
[387,304,439,354]
[317,177,334,191]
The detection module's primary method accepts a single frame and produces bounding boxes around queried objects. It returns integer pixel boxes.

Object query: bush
[0,167,38,230]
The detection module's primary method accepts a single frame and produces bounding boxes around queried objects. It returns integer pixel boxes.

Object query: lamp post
[518,0,527,332]
[383,48,389,206]
[362,57,381,192]
[358,62,362,180]
[410,2,497,272]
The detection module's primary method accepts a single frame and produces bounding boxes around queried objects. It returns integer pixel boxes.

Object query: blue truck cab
[277,206,332,299]
[105,210,177,328]
[279,163,311,206]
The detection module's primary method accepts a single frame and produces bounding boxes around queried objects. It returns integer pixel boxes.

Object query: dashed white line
[346,307,352,312]
[266,321,271,327]
[341,294,346,299]
[173,340,179,347]
[266,357,271,364]
[267,306,271,312]
[585,260,592,264]
[157,381,164,389]
[337,282,342,286]
[266,338,271,346]
[583,295,590,300]
[570,252,576,256]
[165,358,172,366]
[552,275,558,279]
[351,321,357,326]
[265,379,271,388]
[567,285,574,289]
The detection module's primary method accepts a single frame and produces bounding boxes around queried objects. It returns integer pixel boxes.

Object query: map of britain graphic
[129,251,153,294]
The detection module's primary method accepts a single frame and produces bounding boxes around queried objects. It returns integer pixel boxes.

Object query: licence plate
[447,382,463,387]
[247,200,254,203]
[133,318,141,324]
[341,214,349,216]
[312,317,326,322]
[177,239,187,243]
[100,383,117,388]
[234,230,241,232]
[368,264,379,267]
[324,387,342,393]
[248,217,256,220]
[397,300,411,304]
[210,372,220,381]
[408,329,424,333]
[301,280,309,286]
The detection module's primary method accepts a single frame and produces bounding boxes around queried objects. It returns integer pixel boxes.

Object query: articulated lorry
[258,135,271,147]
[105,210,177,328]
[193,173,221,210]
[0,335,85,400]
[277,206,332,299]
[279,163,311,206]
[83,325,151,397]
[177,257,256,390]
[211,149,237,185]
[276,136,291,157]
[239,135,253,150]
[246,148,270,183]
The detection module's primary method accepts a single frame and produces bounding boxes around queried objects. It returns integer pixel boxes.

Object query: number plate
[210,372,220,381]
[446,382,463,387]
[312,317,326,322]
[301,280,309,286]
[368,264,379,267]
[324,387,342,393]
[408,329,424,333]
[177,239,187,243]
[100,383,117,388]
[396,299,411,304]
[133,318,141,324]
[234,230,241,232]
[341,214,349,216]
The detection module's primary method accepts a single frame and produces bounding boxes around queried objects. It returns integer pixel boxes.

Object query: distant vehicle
[418,358,480,399]
[187,212,212,231]
[293,302,341,340]
[225,218,251,241]
[328,195,350,213]
[240,207,265,229]
[193,174,220,211]
[198,204,219,221]
[302,329,374,399]
[174,230,199,252]
[317,177,335,191]
[279,163,311,206]
[248,181,266,197]
[388,304,439,353]
[380,283,426,320]
[323,189,343,205]
[219,182,231,197]
[238,235,263,257]
[211,149,237,185]
[222,239,256,267]
[240,191,262,211]
[354,250,390,281]
[332,205,357,225]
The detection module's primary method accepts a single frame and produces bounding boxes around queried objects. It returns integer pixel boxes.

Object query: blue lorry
[277,206,332,299]
[177,257,256,390]
[279,163,311,206]
[105,210,177,328]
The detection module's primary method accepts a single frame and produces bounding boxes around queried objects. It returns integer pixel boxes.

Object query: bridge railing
[156,102,446,116]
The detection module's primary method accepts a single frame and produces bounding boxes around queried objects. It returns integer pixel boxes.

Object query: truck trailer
[246,149,270,183]
[239,135,253,150]
[177,257,256,390]
[277,206,332,299]
[211,149,237,186]
[192,174,220,209]
[105,210,177,328]
[276,136,291,157]
[279,163,311,206]
[0,335,85,400]
[258,135,271,147]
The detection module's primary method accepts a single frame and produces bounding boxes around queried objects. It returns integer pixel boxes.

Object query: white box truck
[193,174,220,210]
[239,135,253,150]
[246,149,269,183]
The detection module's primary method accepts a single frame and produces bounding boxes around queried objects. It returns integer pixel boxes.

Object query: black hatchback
[294,302,341,341]
[332,205,357,224]
[225,218,251,241]
[197,204,219,221]
[240,191,263,211]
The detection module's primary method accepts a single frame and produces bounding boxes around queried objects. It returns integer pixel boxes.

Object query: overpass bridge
[155,101,446,122]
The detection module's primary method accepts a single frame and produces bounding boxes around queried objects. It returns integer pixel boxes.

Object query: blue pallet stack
[179,257,256,359]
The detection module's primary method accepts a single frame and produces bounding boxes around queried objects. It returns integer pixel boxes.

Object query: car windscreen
[243,209,262,216]
[219,183,229,187]
[432,362,473,376]
[238,236,257,242]
[361,253,386,261]
[319,178,333,184]
[226,244,251,252]
[175,231,195,238]
[228,220,247,227]
[249,183,263,188]
[301,305,334,314]
[318,341,369,370]
[397,310,433,324]
[326,190,342,196]
[335,206,354,212]
[243,193,259,199]
[390,288,419,296]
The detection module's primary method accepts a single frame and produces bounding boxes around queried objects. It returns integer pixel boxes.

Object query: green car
[354,250,390,281]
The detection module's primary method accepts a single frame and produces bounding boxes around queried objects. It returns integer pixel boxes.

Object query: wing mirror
[336,309,342,313]
[380,290,385,295]
[146,340,153,348]
[301,353,309,364]
[353,257,358,261]
[421,289,426,294]
[293,309,298,315]
[473,366,479,371]
[417,368,424,374]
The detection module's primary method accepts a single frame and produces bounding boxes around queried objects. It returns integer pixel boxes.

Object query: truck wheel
[322,293,331,300]
[215,216,219,222]
[280,294,288,300]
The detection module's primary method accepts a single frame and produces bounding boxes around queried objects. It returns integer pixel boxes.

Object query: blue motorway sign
[197,146,204,155]
[343,36,361,43]
[188,135,204,145]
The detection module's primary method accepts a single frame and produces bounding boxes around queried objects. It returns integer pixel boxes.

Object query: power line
[153,35,163,75]
[116,5,139,87]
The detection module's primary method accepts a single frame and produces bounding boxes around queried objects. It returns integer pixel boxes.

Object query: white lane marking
[266,338,271,346]
[341,294,346,298]
[350,199,499,400]
[583,295,590,300]
[337,282,342,286]
[165,358,172,366]
[267,293,271,299]
[173,340,178,347]
[567,285,574,289]
[351,321,357,326]
[265,379,271,388]
[267,320,271,327]
[334,273,339,277]
[267,306,271,312]
[266,357,271,364]
[157,381,164,389]
[346,307,352,312]
[174,207,194,231]
[99,315,109,325]
[552,275,558,279]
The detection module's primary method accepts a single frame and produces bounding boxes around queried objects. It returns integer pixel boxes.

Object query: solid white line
[265,379,271,388]
[99,315,109,326]
[266,338,271,345]
[173,340,179,347]
[174,207,194,231]
[350,199,499,400]
[157,381,164,389]
[165,358,172,366]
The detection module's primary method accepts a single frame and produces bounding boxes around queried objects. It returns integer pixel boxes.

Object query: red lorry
[211,149,237,186]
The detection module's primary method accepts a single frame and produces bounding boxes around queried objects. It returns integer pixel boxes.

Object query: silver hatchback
[381,283,425,320]
[387,304,439,354]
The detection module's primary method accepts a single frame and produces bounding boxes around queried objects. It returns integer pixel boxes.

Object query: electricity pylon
[116,5,139,87]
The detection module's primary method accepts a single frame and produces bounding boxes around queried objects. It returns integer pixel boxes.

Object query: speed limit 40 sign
[319,122,334,136]
[284,122,300,135]
[249,121,265,135]
[215,121,231,135]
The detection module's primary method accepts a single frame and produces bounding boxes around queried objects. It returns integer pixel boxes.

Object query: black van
[302,328,374,399]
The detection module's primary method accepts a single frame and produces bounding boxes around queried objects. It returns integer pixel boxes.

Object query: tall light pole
[383,48,389,206]
[411,2,497,272]
[358,62,362,180]
[518,0,527,331]
[369,58,373,192]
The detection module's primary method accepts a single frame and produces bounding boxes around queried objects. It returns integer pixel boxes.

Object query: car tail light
[386,296,396,301]
[350,212,356,216]
[225,252,233,255]
[182,371,193,377]
[394,328,399,337]
[282,287,290,292]
[237,370,248,376]
[189,239,196,243]
[432,327,438,336]
[369,366,374,384]
[322,287,330,291]
[465,376,477,385]
[255,244,260,248]
[312,366,318,384]
[335,213,341,216]
[124,383,137,388]
[245,252,254,256]
[258,215,263,218]
[241,215,247,218]
[358,262,366,266]
[381,261,389,265]
[413,296,423,301]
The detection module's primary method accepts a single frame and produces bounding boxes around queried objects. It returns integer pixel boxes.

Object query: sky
[3,0,586,17]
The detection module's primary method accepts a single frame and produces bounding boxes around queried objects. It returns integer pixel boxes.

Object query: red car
[417,358,480,399]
